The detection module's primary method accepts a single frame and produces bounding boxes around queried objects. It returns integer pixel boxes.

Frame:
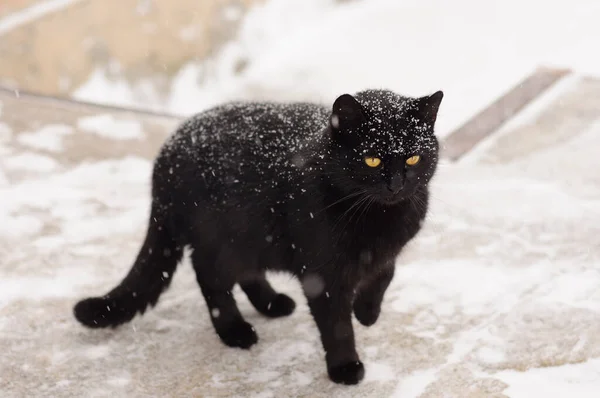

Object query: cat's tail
[73,204,184,328]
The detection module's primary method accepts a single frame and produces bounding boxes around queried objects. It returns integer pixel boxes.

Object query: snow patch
[55,380,71,388]
[390,260,545,316]
[248,370,280,383]
[16,124,73,152]
[0,268,98,307]
[476,346,506,365]
[0,169,7,187]
[393,368,438,398]
[77,114,144,140]
[0,214,43,240]
[0,157,151,247]
[496,359,600,398]
[290,371,312,386]
[0,122,11,141]
[106,374,131,387]
[84,345,111,360]
[364,362,395,382]
[4,152,59,172]
[72,68,165,113]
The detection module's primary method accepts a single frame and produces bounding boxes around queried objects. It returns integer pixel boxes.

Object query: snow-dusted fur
[74,89,443,385]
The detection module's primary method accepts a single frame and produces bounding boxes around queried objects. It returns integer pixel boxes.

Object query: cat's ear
[330,94,365,132]
[416,90,444,126]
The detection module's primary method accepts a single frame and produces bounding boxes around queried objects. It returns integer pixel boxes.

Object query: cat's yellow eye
[364,157,381,168]
[405,155,421,166]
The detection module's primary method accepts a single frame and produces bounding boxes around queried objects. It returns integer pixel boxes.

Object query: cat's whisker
[335,195,373,240]
[355,196,376,229]
[331,195,369,237]
[316,190,369,215]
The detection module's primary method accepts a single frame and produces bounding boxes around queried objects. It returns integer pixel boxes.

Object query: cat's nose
[387,176,404,194]
[386,185,403,194]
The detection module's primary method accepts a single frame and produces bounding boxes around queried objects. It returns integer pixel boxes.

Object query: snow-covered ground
[73,0,600,137]
[2,0,600,396]
[1,77,600,396]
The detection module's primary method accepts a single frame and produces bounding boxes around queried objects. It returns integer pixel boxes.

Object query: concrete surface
[1,75,600,397]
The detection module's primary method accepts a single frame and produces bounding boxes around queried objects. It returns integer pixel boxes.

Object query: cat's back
[162,101,329,164]
[153,100,329,204]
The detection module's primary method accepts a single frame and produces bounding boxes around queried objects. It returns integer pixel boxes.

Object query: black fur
[74,88,443,385]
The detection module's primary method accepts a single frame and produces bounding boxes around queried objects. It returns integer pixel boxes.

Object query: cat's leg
[190,247,258,349]
[240,272,295,318]
[305,278,364,385]
[353,264,395,327]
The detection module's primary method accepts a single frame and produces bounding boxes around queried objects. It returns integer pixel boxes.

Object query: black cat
[74,88,443,385]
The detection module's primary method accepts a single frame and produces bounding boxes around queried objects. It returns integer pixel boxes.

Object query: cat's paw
[218,321,258,349]
[262,293,296,318]
[74,297,136,328]
[328,360,365,385]
[353,300,381,327]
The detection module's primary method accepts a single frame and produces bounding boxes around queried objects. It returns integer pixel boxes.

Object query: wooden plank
[473,76,600,164]
[442,67,571,161]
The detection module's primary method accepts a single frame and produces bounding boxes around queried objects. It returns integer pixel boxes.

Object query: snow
[0,213,43,240]
[73,0,600,138]
[72,68,163,112]
[0,270,95,308]
[393,369,439,397]
[3,152,59,172]
[0,157,151,244]
[460,73,583,163]
[0,122,11,141]
[1,108,598,396]
[16,124,73,152]
[76,114,145,140]
[2,0,600,396]
[495,359,600,398]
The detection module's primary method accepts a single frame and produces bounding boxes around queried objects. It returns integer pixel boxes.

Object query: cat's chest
[332,204,425,266]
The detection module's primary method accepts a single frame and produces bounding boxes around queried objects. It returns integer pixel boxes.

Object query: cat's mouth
[376,186,419,205]
[376,193,405,206]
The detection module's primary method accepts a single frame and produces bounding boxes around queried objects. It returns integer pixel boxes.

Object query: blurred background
[1,0,598,136]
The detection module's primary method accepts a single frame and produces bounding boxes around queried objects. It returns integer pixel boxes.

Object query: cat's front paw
[328,360,365,385]
[262,293,296,318]
[353,300,381,327]
[218,320,258,349]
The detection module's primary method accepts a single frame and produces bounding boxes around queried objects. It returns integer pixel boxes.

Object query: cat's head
[323,89,443,205]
